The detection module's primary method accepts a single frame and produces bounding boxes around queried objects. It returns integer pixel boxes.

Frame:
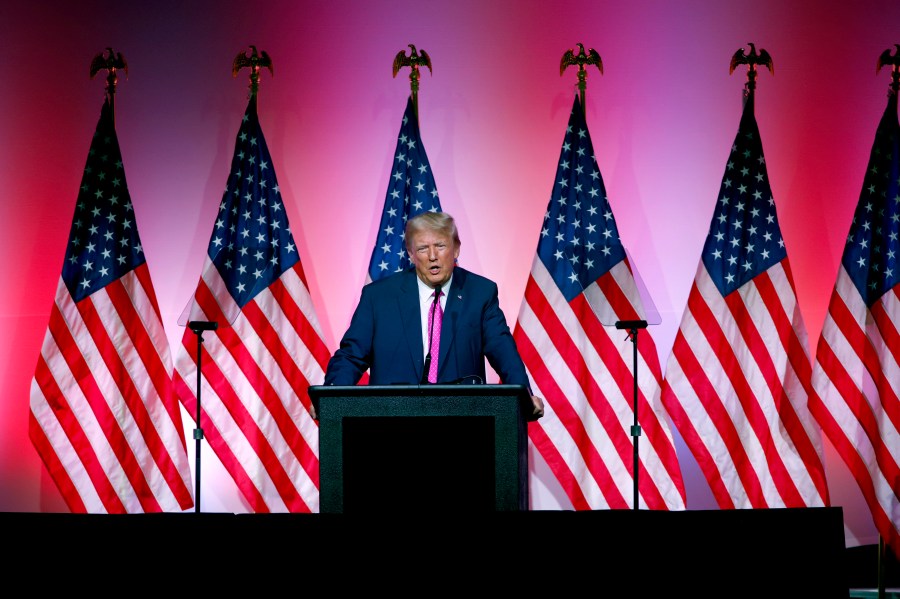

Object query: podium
[309,384,535,513]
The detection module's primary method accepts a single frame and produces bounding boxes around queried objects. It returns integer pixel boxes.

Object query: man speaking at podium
[322,211,543,419]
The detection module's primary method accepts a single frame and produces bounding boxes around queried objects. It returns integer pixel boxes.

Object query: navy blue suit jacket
[324,267,530,388]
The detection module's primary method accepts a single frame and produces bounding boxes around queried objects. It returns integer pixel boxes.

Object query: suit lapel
[398,271,425,373]
[440,267,466,378]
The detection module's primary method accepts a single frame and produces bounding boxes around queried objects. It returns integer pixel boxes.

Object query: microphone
[188,320,219,332]
[615,320,647,330]
[449,375,484,385]
[421,285,441,384]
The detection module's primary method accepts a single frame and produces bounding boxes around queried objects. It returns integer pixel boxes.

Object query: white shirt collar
[416,274,453,305]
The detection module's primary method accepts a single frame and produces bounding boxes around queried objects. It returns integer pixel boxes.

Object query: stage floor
[7,507,883,596]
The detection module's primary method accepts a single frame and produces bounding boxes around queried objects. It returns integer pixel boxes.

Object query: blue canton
[702,95,786,297]
[367,95,441,282]
[537,94,625,302]
[63,98,144,302]
[210,99,298,308]
[842,91,900,307]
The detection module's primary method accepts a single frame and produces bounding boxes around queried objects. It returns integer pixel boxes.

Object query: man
[323,211,544,418]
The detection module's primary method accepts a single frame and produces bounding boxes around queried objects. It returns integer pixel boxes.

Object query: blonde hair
[404,211,460,252]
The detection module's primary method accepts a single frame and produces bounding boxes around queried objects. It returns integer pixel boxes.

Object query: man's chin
[427,273,448,286]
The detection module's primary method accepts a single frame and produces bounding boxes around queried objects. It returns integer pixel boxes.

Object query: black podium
[309,384,535,513]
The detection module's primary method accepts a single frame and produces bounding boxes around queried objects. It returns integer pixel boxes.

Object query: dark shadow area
[846,543,900,592]
[343,415,495,513]
[3,508,850,597]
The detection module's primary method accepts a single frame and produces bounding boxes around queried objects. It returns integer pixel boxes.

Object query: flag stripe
[810,383,897,549]
[268,270,333,373]
[27,403,89,513]
[694,271,772,502]
[724,268,825,505]
[671,275,764,506]
[58,288,162,511]
[872,289,900,409]
[173,98,327,513]
[600,262,684,484]
[678,263,826,507]
[515,94,685,511]
[571,287,674,507]
[665,326,738,508]
[520,269,630,508]
[105,275,194,503]
[813,337,900,550]
[33,275,192,512]
[242,293,320,485]
[30,96,194,513]
[662,93,827,511]
[32,343,124,513]
[813,270,900,555]
[176,271,319,512]
[753,266,829,494]
[513,312,606,510]
[816,325,900,487]
[178,320,293,513]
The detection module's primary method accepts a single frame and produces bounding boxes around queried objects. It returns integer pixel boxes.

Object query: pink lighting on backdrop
[3,0,898,547]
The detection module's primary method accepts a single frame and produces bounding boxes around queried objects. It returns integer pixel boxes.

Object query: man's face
[409,228,460,288]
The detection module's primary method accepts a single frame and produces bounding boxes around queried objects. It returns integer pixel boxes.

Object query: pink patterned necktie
[428,289,443,383]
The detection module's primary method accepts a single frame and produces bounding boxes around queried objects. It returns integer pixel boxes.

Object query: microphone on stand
[188,320,219,332]
[420,285,442,384]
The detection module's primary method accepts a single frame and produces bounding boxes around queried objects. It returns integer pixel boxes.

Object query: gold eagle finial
[232,45,273,78]
[392,44,432,78]
[232,46,273,99]
[729,42,773,75]
[560,42,603,77]
[90,47,128,80]
[877,44,900,93]
[877,44,900,74]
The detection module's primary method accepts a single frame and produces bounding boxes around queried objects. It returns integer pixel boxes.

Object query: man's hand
[531,395,544,419]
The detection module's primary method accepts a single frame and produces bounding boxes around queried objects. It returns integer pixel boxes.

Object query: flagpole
[89,47,128,124]
[561,44,653,510]
[172,45,277,514]
[560,43,603,118]
[392,44,432,125]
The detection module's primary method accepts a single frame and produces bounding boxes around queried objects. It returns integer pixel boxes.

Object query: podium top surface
[308,383,538,421]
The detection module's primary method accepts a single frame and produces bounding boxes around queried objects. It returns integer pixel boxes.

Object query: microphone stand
[616,319,647,510]
[188,320,217,513]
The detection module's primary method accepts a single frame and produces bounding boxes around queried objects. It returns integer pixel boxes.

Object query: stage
[5,507,878,596]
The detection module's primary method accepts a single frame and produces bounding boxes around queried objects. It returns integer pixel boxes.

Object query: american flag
[172,97,330,512]
[29,96,194,513]
[367,95,441,283]
[810,88,900,556]
[513,94,686,510]
[660,92,830,509]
